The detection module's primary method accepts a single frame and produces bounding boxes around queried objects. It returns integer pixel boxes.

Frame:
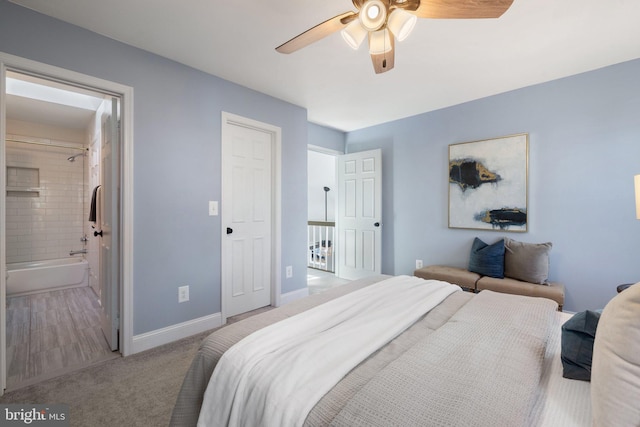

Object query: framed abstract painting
[448,133,529,232]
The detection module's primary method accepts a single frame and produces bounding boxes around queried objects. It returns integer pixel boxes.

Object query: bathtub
[6,258,89,296]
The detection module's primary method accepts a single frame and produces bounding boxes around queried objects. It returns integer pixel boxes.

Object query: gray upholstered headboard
[591,282,640,426]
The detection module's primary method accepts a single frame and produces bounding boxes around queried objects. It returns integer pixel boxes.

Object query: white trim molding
[0,61,7,393]
[308,144,344,156]
[131,313,222,354]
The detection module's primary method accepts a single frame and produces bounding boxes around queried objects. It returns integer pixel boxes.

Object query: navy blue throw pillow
[468,237,505,278]
[561,310,601,381]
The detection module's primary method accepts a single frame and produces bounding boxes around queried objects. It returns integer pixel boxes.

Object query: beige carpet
[0,306,272,427]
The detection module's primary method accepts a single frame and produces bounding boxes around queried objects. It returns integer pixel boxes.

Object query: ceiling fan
[276,0,514,74]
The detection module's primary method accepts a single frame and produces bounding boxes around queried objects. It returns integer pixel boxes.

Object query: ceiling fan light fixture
[360,0,387,31]
[341,20,367,49]
[367,4,380,19]
[368,28,392,55]
[387,9,417,41]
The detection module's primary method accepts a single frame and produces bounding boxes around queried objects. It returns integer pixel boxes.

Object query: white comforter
[197,275,460,427]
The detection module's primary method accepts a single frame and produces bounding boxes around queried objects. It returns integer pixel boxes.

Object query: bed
[170,274,597,426]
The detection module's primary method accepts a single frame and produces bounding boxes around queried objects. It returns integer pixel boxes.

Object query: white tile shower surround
[5,286,116,391]
[6,140,86,264]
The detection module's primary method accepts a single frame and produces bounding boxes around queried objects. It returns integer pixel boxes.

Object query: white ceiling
[8,0,640,131]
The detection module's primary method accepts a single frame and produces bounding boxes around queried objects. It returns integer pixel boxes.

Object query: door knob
[374,222,380,227]
[226,227,233,234]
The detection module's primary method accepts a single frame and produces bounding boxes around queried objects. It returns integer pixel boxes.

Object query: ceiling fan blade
[352,0,366,9]
[276,11,358,54]
[410,0,514,19]
[370,36,395,74]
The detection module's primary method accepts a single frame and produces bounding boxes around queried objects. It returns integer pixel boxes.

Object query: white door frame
[0,52,135,393]
[220,112,281,324]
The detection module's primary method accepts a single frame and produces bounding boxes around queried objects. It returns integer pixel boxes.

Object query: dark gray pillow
[561,310,601,381]
[504,238,552,284]
[468,237,505,278]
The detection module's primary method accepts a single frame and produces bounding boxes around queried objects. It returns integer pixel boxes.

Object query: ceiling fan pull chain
[382,27,387,69]
[384,30,388,68]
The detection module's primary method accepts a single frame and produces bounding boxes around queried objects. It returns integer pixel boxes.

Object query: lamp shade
[387,9,417,41]
[369,29,392,55]
[342,20,367,49]
[635,174,640,219]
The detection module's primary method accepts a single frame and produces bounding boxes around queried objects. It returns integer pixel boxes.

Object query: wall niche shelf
[6,166,41,197]
[6,187,41,197]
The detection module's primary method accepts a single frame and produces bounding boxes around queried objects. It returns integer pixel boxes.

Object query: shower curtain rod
[5,138,85,151]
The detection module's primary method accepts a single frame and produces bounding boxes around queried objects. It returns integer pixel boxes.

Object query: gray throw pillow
[504,238,552,284]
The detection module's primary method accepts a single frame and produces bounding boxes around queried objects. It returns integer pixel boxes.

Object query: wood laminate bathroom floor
[5,286,118,391]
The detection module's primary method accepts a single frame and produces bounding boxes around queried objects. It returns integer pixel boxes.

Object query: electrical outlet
[415,259,423,269]
[178,285,189,303]
[285,266,293,278]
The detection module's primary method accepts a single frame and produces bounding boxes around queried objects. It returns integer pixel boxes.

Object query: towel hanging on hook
[89,185,101,223]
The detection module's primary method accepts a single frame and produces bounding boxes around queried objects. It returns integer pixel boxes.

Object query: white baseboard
[131,312,222,354]
[280,287,309,306]
[132,289,309,354]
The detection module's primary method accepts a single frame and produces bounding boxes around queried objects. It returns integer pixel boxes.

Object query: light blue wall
[0,0,308,334]
[308,123,345,152]
[3,0,638,320]
[346,59,640,312]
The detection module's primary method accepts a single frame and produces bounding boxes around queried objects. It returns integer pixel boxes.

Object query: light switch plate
[178,285,189,303]
[208,201,218,216]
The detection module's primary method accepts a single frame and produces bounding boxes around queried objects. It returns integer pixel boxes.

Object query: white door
[222,118,273,318]
[336,149,382,280]
[99,97,120,351]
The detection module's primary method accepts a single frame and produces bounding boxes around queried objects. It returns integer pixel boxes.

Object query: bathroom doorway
[1,67,124,391]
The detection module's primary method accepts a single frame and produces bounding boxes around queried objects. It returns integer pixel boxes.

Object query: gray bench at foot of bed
[414,265,564,311]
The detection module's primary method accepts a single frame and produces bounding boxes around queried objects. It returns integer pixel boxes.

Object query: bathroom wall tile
[6,140,87,264]
[14,240,31,249]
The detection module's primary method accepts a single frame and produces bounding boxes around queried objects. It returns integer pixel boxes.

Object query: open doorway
[2,71,121,390]
[307,146,350,294]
